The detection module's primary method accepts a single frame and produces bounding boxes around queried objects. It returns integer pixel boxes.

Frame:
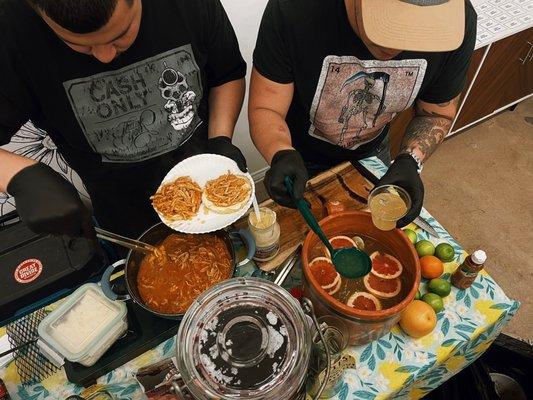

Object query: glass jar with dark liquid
[172,278,339,400]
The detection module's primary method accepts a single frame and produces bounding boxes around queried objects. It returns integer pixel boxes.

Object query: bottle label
[253,242,280,262]
[459,268,479,278]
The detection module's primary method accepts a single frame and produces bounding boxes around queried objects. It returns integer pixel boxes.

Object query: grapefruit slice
[364,274,401,298]
[327,277,342,295]
[347,292,382,311]
[324,235,357,258]
[370,251,403,279]
[309,257,340,290]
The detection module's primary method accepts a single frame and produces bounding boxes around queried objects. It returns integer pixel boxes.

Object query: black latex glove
[207,136,247,172]
[7,163,95,238]
[376,153,424,228]
[264,149,308,208]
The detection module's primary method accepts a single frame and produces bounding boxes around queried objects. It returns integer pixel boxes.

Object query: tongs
[95,227,157,255]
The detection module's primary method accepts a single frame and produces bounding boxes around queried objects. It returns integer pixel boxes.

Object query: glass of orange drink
[368,185,411,231]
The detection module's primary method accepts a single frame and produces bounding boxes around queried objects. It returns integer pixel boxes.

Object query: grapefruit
[309,257,341,290]
[420,256,444,279]
[370,251,403,279]
[399,300,437,338]
[324,235,357,258]
[347,292,382,311]
[364,274,401,298]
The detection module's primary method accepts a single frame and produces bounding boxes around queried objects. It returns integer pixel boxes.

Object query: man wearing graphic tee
[249,0,476,227]
[0,0,247,238]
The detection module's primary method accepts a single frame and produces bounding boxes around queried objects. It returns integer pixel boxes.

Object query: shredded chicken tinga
[204,172,251,207]
[151,176,202,221]
[137,234,232,314]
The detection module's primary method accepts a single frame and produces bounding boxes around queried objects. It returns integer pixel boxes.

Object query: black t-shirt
[253,0,476,165]
[0,0,246,236]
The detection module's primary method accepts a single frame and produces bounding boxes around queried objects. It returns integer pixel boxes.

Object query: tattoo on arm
[401,116,451,162]
[400,98,459,163]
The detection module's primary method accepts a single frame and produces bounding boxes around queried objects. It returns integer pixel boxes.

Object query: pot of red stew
[302,210,420,345]
[100,222,254,319]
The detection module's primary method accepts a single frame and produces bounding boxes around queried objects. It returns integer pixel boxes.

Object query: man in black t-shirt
[249,0,476,227]
[0,0,247,238]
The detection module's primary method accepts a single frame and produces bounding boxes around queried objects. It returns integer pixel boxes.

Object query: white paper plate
[154,154,255,234]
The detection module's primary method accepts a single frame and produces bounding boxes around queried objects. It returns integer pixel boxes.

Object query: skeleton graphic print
[309,56,427,150]
[63,45,202,163]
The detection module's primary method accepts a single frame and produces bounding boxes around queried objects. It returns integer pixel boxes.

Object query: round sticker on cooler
[14,259,43,284]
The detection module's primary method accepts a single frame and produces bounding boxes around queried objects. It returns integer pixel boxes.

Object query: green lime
[414,289,421,300]
[403,229,417,244]
[428,278,452,297]
[415,240,435,257]
[422,293,444,313]
[435,243,455,262]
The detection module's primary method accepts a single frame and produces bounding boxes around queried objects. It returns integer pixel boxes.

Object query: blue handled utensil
[284,176,371,279]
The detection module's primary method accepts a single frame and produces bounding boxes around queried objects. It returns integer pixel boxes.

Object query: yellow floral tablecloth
[0,157,519,400]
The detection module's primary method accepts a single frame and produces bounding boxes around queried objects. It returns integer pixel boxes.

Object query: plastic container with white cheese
[38,283,127,367]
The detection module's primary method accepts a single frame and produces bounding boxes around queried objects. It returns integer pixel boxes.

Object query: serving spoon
[284,176,371,279]
[95,227,157,255]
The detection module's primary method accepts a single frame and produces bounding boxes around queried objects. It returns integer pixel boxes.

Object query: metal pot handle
[99,259,130,301]
[301,298,331,400]
[232,228,256,267]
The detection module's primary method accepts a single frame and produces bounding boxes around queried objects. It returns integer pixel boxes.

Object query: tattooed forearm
[400,116,451,163]
[400,97,459,163]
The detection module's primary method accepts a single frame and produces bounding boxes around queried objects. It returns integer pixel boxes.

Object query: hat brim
[360,0,465,52]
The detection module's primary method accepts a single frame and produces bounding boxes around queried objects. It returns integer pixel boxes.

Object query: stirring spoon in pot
[284,176,371,279]
[95,227,157,255]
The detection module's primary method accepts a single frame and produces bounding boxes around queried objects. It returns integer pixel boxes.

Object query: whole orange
[420,255,444,279]
[399,300,437,338]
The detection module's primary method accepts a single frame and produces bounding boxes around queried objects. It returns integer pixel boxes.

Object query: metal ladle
[284,176,371,279]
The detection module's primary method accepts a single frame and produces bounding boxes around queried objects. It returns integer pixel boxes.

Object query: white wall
[221,0,269,176]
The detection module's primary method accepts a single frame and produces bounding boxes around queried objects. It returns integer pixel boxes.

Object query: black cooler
[0,212,105,326]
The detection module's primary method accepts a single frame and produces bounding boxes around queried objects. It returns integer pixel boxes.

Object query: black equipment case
[0,212,105,326]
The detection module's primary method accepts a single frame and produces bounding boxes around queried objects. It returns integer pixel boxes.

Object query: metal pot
[302,211,420,345]
[100,222,255,319]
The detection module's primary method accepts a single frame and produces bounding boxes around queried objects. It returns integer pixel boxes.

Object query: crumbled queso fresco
[266,325,284,358]
[266,311,278,325]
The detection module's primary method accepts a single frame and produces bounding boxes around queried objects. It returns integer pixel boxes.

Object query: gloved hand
[207,136,247,172]
[7,163,94,238]
[264,149,308,208]
[375,153,424,228]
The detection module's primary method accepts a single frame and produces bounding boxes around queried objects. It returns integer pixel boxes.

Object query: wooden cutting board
[234,162,374,271]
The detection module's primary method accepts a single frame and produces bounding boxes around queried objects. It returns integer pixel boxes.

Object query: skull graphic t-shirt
[253,0,476,166]
[63,45,204,163]
[0,0,246,236]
